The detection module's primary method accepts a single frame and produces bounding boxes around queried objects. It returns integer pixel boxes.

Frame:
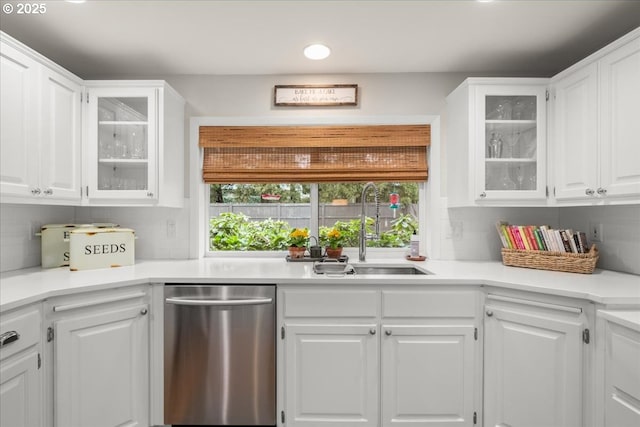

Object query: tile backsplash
[559,205,640,275]
[1,201,638,275]
[439,204,560,261]
[0,204,75,272]
[0,202,190,273]
[439,202,640,275]
[74,204,190,261]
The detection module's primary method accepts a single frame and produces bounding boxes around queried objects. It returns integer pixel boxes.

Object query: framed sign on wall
[274,84,358,106]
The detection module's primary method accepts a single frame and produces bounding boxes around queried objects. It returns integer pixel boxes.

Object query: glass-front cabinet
[86,87,157,202]
[445,78,549,207]
[475,85,547,202]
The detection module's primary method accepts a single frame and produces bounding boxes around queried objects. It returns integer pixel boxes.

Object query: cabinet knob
[486,310,494,317]
[585,188,595,196]
[43,188,53,195]
[146,192,154,198]
[597,187,607,195]
[479,192,487,198]
[369,328,376,335]
[385,330,392,336]
[140,308,148,316]
[31,188,41,195]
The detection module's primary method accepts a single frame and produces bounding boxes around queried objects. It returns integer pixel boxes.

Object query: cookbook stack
[495,221,598,274]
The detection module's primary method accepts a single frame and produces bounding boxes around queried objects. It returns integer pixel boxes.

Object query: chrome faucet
[359,182,380,261]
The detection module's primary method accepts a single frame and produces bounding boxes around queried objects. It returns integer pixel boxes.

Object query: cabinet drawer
[382,290,477,318]
[0,305,41,360]
[282,289,378,318]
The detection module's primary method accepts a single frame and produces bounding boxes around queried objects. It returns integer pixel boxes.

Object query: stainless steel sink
[351,265,429,275]
[312,262,430,276]
[312,263,355,275]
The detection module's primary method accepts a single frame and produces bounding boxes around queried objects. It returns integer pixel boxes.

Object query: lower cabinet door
[54,304,149,427]
[381,324,476,427]
[484,305,583,427]
[604,320,640,427]
[284,323,378,427]
[0,349,41,427]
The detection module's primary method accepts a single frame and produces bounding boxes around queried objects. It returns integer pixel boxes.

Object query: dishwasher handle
[165,297,273,307]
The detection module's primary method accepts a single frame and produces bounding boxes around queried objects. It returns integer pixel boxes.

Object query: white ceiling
[1,0,639,79]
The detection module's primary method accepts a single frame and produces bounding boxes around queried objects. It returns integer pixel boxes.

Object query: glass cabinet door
[87,88,157,200]
[476,86,546,201]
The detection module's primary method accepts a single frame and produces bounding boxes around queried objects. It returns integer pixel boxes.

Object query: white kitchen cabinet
[380,325,475,426]
[84,81,185,207]
[0,32,82,204]
[484,294,587,427]
[446,78,549,207]
[279,287,480,427]
[46,288,149,427]
[598,34,640,200]
[284,323,379,427]
[551,62,599,201]
[0,305,43,427]
[598,311,640,427]
[552,28,640,203]
[380,290,480,427]
[280,288,379,427]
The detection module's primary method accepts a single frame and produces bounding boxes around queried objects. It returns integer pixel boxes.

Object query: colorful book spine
[497,222,591,253]
[511,226,526,250]
[501,224,516,249]
[518,226,532,250]
[534,228,547,251]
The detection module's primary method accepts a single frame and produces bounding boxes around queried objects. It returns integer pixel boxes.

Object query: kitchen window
[207,182,419,252]
[197,122,430,256]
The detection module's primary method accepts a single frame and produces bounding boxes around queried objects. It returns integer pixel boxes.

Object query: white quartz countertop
[1,257,639,312]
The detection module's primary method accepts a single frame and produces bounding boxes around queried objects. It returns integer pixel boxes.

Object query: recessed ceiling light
[304,44,331,60]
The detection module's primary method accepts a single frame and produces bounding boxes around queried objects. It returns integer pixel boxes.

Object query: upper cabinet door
[40,67,82,201]
[0,42,39,198]
[86,87,158,203]
[552,62,599,201]
[474,84,547,202]
[599,35,640,199]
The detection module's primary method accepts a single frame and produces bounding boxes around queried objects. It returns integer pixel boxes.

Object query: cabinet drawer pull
[140,308,148,315]
[31,188,41,195]
[486,310,494,317]
[53,291,147,312]
[597,187,607,195]
[385,330,392,336]
[0,331,20,347]
[369,328,376,335]
[43,188,53,195]
[585,188,595,196]
[479,192,487,198]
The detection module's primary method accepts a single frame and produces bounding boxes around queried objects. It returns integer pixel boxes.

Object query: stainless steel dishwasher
[164,285,276,426]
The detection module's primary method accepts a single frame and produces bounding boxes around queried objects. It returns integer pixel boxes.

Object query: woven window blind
[199,124,430,183]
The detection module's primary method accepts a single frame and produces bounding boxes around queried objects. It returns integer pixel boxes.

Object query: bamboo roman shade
[199,124,430,183]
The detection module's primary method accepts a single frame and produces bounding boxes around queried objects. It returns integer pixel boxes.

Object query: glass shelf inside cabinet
[97,97,149,191]
[484,95,538,192]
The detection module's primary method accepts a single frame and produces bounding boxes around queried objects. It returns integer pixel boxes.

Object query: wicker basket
[501,244,599,274]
